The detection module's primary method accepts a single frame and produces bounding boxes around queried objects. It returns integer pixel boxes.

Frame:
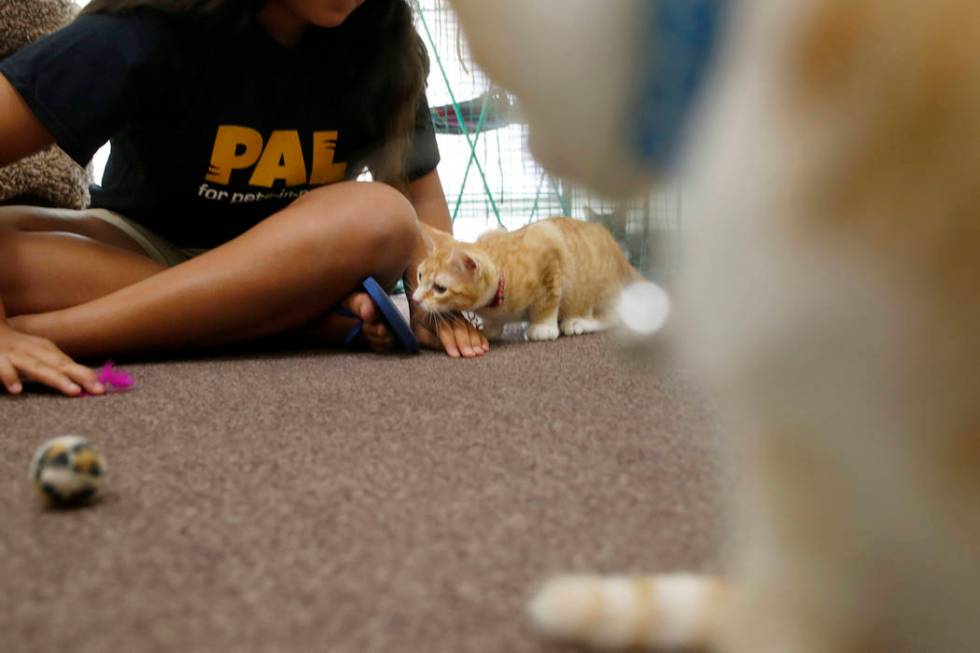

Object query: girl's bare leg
[0,208,168,314]
[0,182,416,358]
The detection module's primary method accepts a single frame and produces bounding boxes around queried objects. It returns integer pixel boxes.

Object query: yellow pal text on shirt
[205,126,348,188]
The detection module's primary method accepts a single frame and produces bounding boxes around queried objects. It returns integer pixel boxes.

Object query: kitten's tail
[529,573,730,650]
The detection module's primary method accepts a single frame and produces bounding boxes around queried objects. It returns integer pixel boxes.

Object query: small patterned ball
[29,435,107,506]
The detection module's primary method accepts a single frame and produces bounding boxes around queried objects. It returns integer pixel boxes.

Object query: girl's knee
[294,181,418,256]
[266,182,418,283]
[354,182,418,249]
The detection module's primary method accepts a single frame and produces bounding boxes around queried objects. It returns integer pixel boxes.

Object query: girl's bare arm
[0,73,54,167]
[0,74,104,396]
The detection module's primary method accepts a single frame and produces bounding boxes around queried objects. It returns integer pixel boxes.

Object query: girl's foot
[302,291,394,352]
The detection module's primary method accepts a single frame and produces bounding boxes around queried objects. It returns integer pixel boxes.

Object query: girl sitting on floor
[0,0,489,397]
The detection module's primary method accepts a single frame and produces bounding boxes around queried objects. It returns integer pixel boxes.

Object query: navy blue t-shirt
[0,11,440,249]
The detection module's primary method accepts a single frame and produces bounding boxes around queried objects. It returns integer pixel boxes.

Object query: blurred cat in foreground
[450,0,980,650]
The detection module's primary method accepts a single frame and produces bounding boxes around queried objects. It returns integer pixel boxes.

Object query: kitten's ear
[450,249,478,274]
[418,221,454,254]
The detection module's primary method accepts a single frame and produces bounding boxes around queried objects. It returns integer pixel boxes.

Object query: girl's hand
[412,312,490,358]
[0,324,104,396]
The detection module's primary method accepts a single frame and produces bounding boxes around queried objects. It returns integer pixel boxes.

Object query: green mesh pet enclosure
[413,0,683,280]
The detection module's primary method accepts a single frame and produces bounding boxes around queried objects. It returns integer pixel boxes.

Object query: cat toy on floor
[77,361,134,397]
[29,435,107,507]
[28,363,130,507]
[93,361,133,393]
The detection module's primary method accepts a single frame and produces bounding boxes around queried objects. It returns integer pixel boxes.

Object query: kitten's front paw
[526,323,560,341]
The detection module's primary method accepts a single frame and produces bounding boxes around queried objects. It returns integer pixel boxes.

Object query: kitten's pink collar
[488,271,505,308]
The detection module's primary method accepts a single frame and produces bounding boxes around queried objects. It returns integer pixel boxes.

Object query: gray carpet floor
[1,332,723,653]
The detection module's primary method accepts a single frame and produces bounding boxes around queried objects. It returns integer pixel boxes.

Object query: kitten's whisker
[418,308,451,334]
[426,311,443,330]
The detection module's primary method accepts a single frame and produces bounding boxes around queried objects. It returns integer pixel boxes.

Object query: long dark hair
[80,0,429,188]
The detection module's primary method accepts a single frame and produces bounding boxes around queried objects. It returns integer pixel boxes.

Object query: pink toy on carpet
[81,362,134,396]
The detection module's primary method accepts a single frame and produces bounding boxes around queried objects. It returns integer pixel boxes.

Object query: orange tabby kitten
[413,218,644,341]
[453,0,980,651]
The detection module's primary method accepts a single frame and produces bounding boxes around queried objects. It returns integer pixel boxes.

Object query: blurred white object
[617,281,671,335]
[448,0,723,197]
[447,0,650,196]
